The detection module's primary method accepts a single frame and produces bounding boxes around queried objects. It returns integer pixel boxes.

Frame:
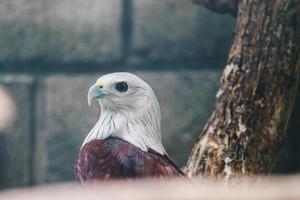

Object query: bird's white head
[82,72,167,155]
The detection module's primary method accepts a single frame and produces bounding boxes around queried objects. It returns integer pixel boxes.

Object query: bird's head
[85,72,166,155]
[88,72,157,112]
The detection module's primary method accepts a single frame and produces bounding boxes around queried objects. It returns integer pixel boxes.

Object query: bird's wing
[131,147,183,177]
[75,139,133,182]
[75,138,182,182]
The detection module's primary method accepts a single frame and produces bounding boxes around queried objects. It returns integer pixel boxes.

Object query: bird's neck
[81,104,167,155]
[81,109,117,147]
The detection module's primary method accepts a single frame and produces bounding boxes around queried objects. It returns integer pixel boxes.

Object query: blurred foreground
[0,0,299,189]
[1,176,300,200]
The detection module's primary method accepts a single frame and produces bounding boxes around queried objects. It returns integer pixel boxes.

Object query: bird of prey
[75,72,183,182]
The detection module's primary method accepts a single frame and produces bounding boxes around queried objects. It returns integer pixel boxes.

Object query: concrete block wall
[0,0,121,64]
[132,0,234,64]
[0,0,234,72]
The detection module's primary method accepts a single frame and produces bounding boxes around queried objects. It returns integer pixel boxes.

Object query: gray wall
[0,0,234,72]
[0,0,299,189]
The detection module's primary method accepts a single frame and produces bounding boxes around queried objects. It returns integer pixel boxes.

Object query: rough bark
[184,0,300,178]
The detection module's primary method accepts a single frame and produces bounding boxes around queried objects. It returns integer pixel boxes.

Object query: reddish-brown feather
[75,137,183,182]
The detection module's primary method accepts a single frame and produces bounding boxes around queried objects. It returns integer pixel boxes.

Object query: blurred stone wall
[0,0,234,72]
[0,0,299,189]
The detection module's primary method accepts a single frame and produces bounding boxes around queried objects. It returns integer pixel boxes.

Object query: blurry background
[0,0,299,189]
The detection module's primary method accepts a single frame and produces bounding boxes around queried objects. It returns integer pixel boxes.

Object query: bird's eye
[115,82,128,92]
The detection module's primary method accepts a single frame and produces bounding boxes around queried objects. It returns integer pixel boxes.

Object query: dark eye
[115,82,128,92]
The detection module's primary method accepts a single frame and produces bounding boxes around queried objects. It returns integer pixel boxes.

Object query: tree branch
[184,0,300,178]
[191,0,238,17]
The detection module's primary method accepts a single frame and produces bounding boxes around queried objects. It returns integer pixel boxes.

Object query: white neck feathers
[82,98,167,155]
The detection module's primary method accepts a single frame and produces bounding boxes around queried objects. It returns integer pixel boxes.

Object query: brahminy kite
[75,72,183,181]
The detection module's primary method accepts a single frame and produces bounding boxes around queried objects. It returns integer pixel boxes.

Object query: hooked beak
[87,84,106,106]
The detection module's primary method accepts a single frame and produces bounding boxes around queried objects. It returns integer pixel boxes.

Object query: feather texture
[75,137,183,181]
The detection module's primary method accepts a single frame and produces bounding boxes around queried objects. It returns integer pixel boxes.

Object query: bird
[75,72,183,182]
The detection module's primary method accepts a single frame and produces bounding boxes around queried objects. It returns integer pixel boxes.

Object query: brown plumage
[75,137,183,182]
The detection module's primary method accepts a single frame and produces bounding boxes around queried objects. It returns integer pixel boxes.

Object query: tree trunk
[184,0,300,178]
